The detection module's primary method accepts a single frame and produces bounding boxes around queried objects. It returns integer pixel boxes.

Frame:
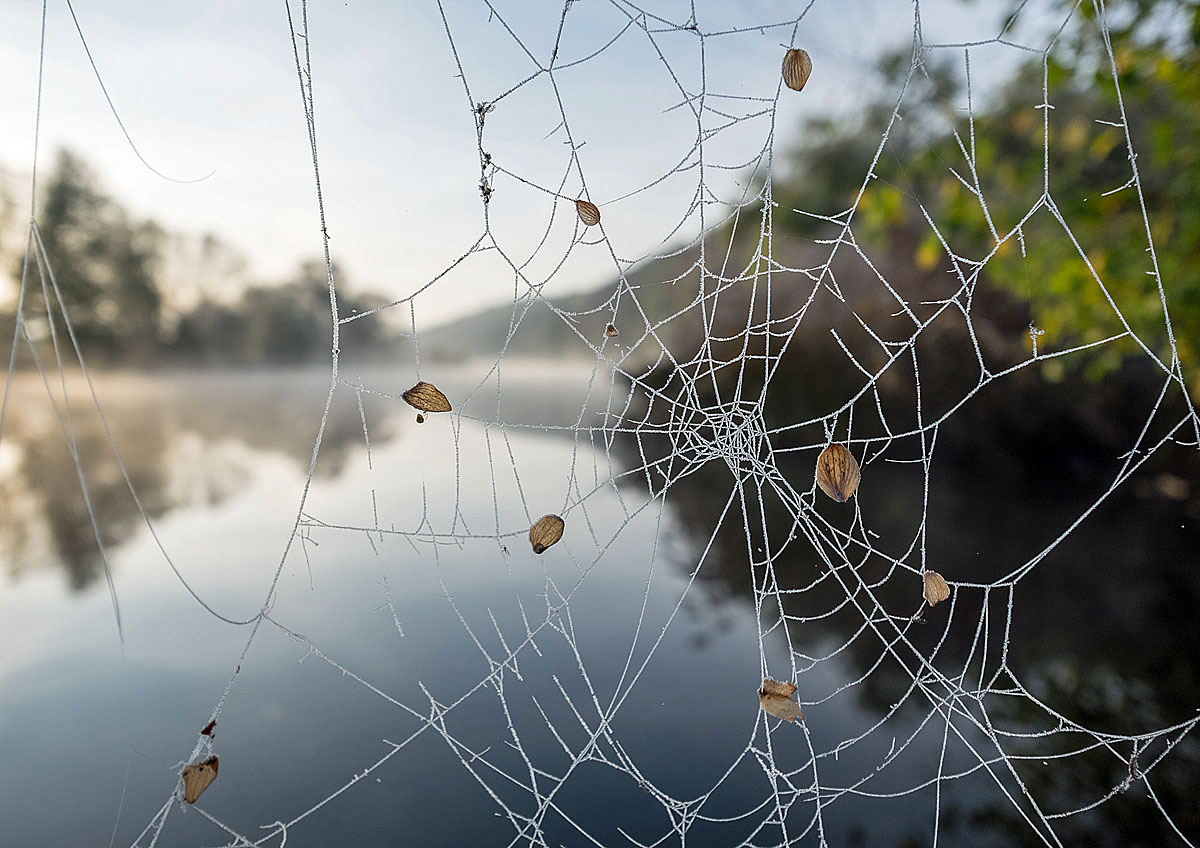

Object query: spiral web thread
[4,0,1198,845]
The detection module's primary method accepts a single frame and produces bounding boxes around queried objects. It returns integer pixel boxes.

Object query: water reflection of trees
[617,308,1199,844]
[0,371,396,588]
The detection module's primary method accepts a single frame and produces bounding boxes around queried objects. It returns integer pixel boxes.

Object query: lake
[0,362,1196,846]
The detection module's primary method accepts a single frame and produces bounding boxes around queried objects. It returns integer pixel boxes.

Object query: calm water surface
[0,365,798,846]
[0,363,1196,846]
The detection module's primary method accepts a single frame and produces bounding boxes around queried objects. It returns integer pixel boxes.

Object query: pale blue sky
[0,1,1037,324]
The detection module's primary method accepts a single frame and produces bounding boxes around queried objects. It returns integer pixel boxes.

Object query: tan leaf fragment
[604,323,619,338]
[923,571,951,607]
[576,199,601,226]
[402,381,452,413]
[759,677,805,722]
[782,48,813,92]
[529,514,565,554]
[816,443,861,503]
[182,755,219,804]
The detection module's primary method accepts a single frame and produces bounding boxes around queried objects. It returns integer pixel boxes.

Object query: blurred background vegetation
[0,0,1197,390]
[775,0,1200,393]
[2,150,395,368]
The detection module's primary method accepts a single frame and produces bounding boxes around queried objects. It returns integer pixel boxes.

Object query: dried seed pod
[759,677,805,722]
[604,323,619,338]
[402,381,452,413]
[922,571,950,607]
[529,514,565,554]
[575,199,601,226]
[815,443,861,503]
[782,48,813,92]
[182,755,219,804]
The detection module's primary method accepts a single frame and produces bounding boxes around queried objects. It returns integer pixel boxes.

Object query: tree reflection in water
[617,329,1200,845]
[1,349,1195,844]
[0,369,395,588]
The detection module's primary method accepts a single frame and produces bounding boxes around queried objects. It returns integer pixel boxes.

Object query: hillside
[422,235,719,367]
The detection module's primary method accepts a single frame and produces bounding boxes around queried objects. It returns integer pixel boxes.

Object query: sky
[0,0,1041,325]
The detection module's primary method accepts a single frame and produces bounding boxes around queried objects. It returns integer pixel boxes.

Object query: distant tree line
[4,149,396,368]
[168,259,391,367]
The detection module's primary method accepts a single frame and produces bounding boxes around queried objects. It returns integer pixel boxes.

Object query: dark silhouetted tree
[17,150,164,363]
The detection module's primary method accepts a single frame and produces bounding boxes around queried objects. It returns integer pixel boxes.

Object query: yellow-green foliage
[778,2,1200,394]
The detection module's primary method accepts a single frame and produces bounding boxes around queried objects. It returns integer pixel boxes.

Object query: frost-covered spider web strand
[6,0,1199,845]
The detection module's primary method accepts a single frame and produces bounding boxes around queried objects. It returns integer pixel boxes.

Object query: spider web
[3,0,1199,846]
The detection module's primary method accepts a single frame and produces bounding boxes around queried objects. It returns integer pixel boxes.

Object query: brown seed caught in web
[759,677,805,722]
[403,381,452,414]
[604,323,619,338]
[415,413,425,424]
[529,514,565,554]
[816,443,861,503]
[575,199,601,226]
[181,755,219,804]
[200,719,216,737]
[923,571,951,607]
[781,48,813,92]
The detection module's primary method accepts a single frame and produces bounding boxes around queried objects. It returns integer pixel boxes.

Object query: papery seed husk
[760,677,796,698]
[605,323,619,338]
[782,48,813,92]
[816,443,861,503]
[402,381,452,413]
[759,677,804,722]
[576,199,601,226]
[923,571,951,607]
[529,514,565,554]
[182,755,219,804]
